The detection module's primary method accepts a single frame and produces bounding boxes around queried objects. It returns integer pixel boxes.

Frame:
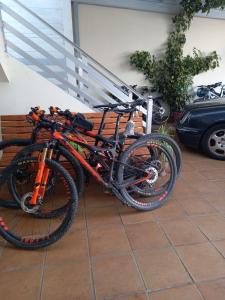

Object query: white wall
[185,17,225,86]
[79,5,225,88]
[2,0,74,86]
[0,52,92,115]
[2,0,73,43]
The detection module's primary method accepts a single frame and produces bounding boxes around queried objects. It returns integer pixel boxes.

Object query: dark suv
[176,99,225,160]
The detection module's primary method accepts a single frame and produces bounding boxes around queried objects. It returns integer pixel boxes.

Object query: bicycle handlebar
[93,103,128,109]
[93,98,145,112]
[27,107,65,132]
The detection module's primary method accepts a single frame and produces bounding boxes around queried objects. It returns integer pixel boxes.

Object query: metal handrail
[1,3,129,101]
[5,0,146,101]
[0,0,153,133]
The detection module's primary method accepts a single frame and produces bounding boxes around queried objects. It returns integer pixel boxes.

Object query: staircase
[0,0,152,132]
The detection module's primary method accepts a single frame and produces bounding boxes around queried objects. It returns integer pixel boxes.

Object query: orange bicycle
[0,143,78,249]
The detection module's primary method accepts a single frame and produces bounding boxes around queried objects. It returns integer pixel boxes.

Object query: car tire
[201,124,225,160]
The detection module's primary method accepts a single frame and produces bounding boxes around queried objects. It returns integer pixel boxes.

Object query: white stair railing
[0,0,152,132]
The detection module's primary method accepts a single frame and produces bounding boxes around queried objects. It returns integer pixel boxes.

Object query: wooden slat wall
[0,112,143,168]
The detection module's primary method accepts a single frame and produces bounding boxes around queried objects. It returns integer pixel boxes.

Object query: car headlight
[179,111,191,125]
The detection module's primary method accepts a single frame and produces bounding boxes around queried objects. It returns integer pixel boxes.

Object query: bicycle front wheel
[117,139,177,211]
[0,157,78,249]
[10,142,85,199]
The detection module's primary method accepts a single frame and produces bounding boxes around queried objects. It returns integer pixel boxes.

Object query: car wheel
[201,124,225,160]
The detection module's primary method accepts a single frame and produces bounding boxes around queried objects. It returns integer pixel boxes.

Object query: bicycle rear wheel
[0,157,78,249]
[109,132,182,176]
[117,139,176,211]
[152,98,170,125]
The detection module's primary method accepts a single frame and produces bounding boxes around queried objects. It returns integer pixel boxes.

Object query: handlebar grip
[93,103,129,110]
[93,104,111,109]
[113,108,134,114]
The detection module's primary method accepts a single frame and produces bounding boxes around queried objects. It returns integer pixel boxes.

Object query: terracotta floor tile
[84,185,117,208]
[42,260,92,300]
[197,279,225,300]
[153,201,186,221]
[135,247,191,290]
[180,170,206,182]
[89,224,130,256]
[181,162,198,172]
[161,218,206,246]
[86,206,122,227]
[0,236,6,246]
[2,148,225,300]
[46,229,88,264]
[172,178,193,199]
[0,246,44,271]
[187,179,224,195]
[204,194,225,212]
[191,215,225,241]
[77,195,85,208]
[119,207,155,224]
[176,242,225,281]
[207,181,225,194]
[177,197,216,215]
[201,168,225,180]
[150,284,204,300]
[172,190,201,201]
[92,253,144,300]
[70,206,86,230]
[125,221,169,250]
[188,158,224,171]
[112,293,148,300]
[213,239,225,257]
[0,267,42,300]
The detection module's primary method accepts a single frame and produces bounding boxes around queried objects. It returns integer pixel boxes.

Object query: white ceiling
[74,0,225,20]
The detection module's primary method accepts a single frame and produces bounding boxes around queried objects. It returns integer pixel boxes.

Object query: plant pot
[170,111,183,123]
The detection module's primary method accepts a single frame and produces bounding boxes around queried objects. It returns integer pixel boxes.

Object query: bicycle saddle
[73,113,94,131]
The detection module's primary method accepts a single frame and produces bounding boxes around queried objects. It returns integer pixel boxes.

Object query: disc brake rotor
[20,192,41,214]
[146,167,158,184]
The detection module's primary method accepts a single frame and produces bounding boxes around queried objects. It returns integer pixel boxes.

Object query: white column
[145,96,153,134]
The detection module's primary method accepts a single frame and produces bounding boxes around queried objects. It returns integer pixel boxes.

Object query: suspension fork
[39,146,54,198]
[29,144,53,205]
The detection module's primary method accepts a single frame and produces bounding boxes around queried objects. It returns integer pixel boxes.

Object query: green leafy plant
[69,141,83,154]
[157,124,173,136]
[130,0,224,111]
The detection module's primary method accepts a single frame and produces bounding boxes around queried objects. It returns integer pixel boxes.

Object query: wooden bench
[0,112,143,169]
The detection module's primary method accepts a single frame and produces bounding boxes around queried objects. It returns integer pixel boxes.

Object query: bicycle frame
[198,84,225,99]
[210,85,225,98]
[52,112,124,187]
[25,108,128,150]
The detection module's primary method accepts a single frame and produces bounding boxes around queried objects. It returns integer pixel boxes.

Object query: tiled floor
[1,148,225,299]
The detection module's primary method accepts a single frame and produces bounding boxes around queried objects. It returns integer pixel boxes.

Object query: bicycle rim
[117,140,176,210]
[0,157,78,249]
